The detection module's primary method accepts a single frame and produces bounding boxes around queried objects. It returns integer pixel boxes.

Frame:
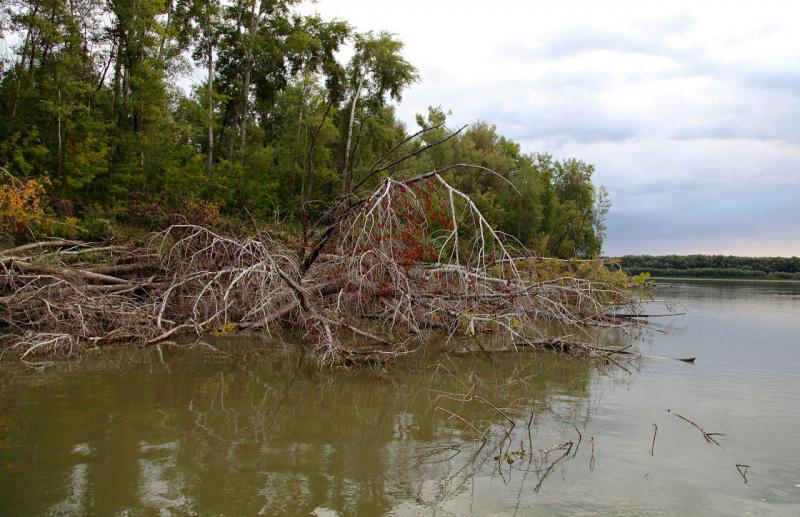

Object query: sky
[300,0,800,257]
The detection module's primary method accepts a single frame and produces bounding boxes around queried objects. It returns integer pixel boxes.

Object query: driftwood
[0,239,87,256]
[1,156,659,366]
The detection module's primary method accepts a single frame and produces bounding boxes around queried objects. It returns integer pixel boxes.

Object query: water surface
[1,280,799,515]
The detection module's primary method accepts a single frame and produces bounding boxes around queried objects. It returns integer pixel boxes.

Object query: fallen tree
[2,146,650,366]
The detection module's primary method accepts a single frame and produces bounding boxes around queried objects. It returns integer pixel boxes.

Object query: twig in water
[736,464,750,484]
[651,423,658,456]
[589,437,595,470]
[415,443,463,464]
[434,407,488,442]
[667,409,724,446]
[573,426,582,458]
[526,411,534,452]
[533,442,573,494]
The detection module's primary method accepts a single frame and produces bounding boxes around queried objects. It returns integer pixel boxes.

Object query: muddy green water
[1,281,799,516]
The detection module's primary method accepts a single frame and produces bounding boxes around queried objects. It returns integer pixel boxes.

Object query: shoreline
[653,276,800,284]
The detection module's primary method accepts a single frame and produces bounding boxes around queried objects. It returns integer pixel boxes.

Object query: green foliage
[0,130,50,176]
[630,272,654,287]
[0,0,610,257]
[349,31,418,103]
[396,110,609,258]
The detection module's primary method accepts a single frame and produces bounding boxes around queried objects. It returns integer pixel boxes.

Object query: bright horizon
[300,0,800,257]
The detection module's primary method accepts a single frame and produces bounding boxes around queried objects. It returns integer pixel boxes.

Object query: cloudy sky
[302,0,800,256]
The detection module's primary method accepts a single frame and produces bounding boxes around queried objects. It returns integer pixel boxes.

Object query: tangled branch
[2,167,657,366]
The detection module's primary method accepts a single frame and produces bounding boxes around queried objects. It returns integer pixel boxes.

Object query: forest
[619,255,800,280]
[0,0,608,259]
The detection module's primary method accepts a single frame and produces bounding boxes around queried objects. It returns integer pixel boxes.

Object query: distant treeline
[618,255,800,280]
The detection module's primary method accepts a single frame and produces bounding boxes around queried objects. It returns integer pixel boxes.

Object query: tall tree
[178,0,221,177]
[340,31,417,192]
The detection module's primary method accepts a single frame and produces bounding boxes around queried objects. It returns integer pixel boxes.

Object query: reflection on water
[137,441,192,514]
[0,341,605,515]
[48,446,89,516]
[1,280,800,515]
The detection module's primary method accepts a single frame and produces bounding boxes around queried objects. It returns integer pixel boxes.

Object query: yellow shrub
[0,176,50,237]
[181,199,222,226]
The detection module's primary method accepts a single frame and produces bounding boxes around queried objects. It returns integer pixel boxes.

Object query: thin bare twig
[736,464,750,484]
[651,423,658,456]
[667,409,724,446]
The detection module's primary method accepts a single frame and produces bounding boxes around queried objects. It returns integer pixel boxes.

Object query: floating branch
[667,409,724,446]
[414,442,463,464]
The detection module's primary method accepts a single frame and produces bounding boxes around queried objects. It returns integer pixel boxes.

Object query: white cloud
[304,0,800,255]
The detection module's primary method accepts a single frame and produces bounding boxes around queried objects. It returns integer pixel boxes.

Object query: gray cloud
[743,68,800,95]
[502,14,700,64]
[402,78,642,145]
[608,186,800,240]
[530,29,677,61]
[477,99,640,144]
[307,0,800,255]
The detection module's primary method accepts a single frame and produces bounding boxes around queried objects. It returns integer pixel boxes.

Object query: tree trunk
[56,85,62,179]
[111,32,122,120]
[11,5,38,121]
[341,75,364,192]
[301,101,332,213]
[206,37,214,177]
[221,0,244,160]
[293,77,311,195]
[238,0,260,160]
[156,0,174,63]
[137,43,144,176]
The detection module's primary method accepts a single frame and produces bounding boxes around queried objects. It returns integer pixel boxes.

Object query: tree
[340,31,417,192]
[593,185,610,254]
[178,0,222,177]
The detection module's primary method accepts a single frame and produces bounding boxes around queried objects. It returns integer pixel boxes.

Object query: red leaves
[376,280,396,298]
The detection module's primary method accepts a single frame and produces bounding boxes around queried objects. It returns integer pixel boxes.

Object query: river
[1,280,799,515]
